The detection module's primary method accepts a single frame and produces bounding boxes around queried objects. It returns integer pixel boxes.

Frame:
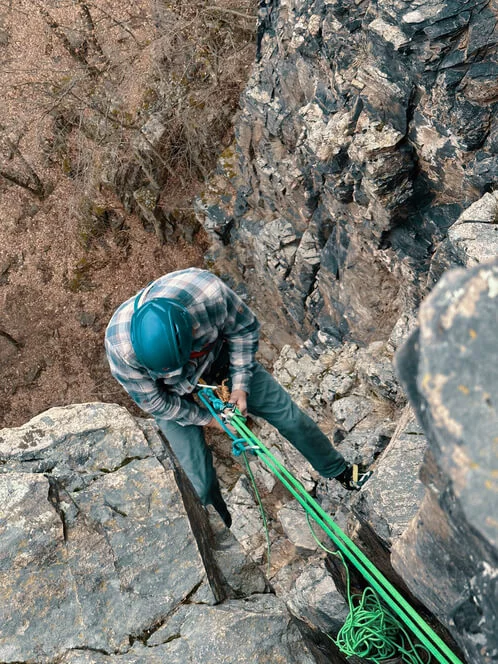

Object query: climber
[104,268,370,527]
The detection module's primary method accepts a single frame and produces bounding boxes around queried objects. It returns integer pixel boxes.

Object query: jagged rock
[320,372,355,402]
[227,475,269,563]
[0,404,319,664]
[278,500,327,554]
[332,396,373,432]
[61,596,318,663]
[207,506,269,597]
[394,258,498,664]
[334,425,395,469]
[353,407,427,546]
[272,343,359,411]
[248,456,278,493]
[248,340,397,501]
[355,341,402,404]
[386,311,419,354]
[283,558,350,636]
[249,424,318,493]
[196,0,497,347]
[447,191,498,267]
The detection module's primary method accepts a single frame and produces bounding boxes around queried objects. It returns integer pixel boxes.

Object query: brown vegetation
[0,0,256,427]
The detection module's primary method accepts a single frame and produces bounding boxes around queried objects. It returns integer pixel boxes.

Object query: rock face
[0,404,317,664]
[353,407,427,547]
[1,271,496,663]
[3,0,498,658]
[394,257,498,664]
[192,2,498,656]
[196,0,498,346]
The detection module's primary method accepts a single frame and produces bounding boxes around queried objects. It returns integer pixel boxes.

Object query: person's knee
[184,474,212,505]
[197,487,211,506]
[276,404,306,435]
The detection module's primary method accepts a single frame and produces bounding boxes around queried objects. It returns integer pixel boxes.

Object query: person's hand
[229,389,248,417]
[206,416,236,435]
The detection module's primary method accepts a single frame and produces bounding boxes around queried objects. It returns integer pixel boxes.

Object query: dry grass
[0,0,256,427]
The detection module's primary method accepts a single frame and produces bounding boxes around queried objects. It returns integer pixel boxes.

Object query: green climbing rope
[241,448,431,664]
[240,449,272,577]
[197,388,465,664]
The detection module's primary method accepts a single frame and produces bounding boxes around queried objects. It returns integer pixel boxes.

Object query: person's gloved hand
[228,389,248,416]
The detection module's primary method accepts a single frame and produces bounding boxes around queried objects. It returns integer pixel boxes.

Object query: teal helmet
[130,297,193,371]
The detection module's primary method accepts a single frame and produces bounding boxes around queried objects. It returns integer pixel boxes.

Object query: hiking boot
[335,463,372,491]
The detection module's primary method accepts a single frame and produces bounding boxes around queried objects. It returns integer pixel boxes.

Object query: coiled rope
[306,514,431,664]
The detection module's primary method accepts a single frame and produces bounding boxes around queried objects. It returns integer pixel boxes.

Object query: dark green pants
[157,362,346,505]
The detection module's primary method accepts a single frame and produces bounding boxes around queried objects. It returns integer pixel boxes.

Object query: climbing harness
[197,386,465,664]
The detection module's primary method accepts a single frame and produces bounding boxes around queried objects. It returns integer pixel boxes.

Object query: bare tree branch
[74,0,108,62]
[0,167,44,197]
[0,328,23,350]
[201,5,257,22]
[40,76,83,121]
[68,89,137,130]
[87,2,143,45]
[1,137,46,198]
[36,3,100,77]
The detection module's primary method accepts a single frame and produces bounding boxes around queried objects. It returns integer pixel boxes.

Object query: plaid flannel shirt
[104,268,260,426]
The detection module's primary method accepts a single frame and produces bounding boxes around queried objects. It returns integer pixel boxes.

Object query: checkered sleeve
[218,281,260,393]
[104,337,212,427]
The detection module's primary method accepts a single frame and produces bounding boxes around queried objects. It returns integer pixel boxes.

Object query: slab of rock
[278,500,327,554]
[0,404,322,664]
[356,341,402,404]
[0,450,205,659]
[61,596,318,663]
[248,424,318,493]
[284,558,350,636]
[447,192,498,267]
[332,395,373,432]
[394,258,498,664]
[227,474,270,563]
[353,407,427,546]
[336,425,394,468]
[0,402,152,491]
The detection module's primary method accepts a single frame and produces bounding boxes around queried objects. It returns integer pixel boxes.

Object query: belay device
[197,385,465,664]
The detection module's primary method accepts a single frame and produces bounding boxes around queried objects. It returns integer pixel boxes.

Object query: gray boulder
[0,403,319,664]
[447,191,498,267]
[394,258,498,664]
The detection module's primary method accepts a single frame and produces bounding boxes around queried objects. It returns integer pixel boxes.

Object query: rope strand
[241,449,272,577]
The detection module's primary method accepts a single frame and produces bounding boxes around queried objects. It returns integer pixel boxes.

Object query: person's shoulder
[104,298,134,353]
[165,267,216,283]
[164,268,223,296]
